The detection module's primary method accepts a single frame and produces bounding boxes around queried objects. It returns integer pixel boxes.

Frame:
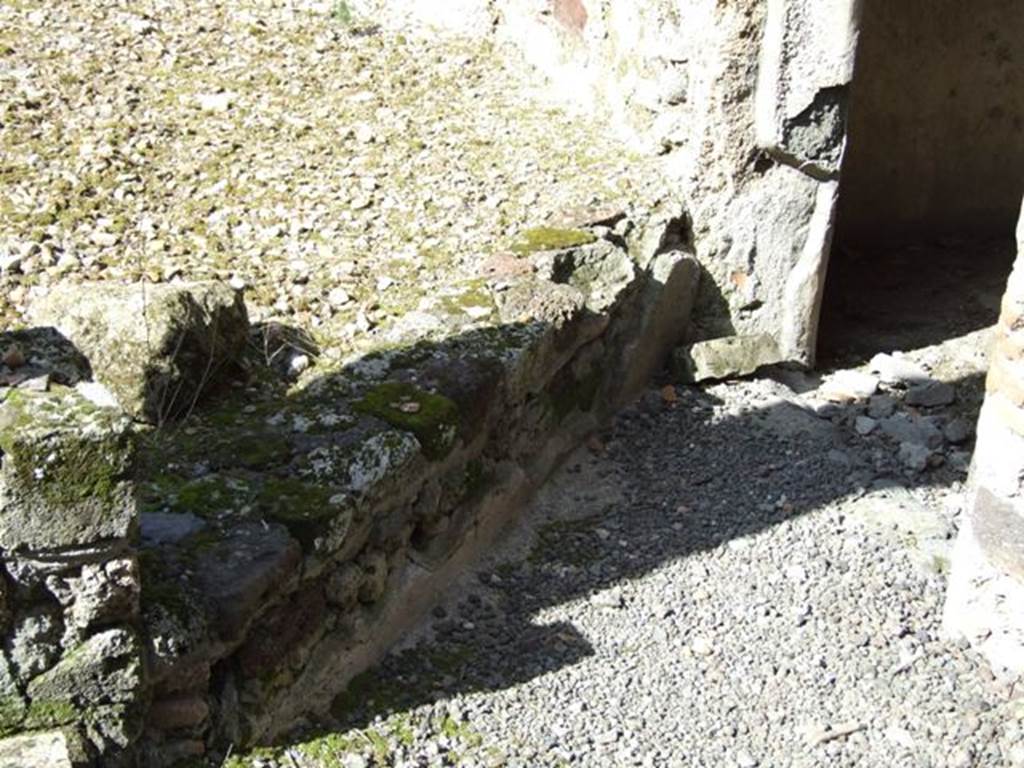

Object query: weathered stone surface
[191,522,302,643]
[969,487,1024,583]
[821,370,880,401]
[898,442,932,473]
[356,550,388,605]
[615,252,701,404]
[905,380,956,408]
[148,695,209,731]
[0,573,8,636]
[325,563,363,609]
[139,512,205,547]
[944,516,1024,677]
[237,583,327,679]
[0,729,90,768]
[944,199,1024,675]
[0,387,135,552]
[868,353,930,386]
[28,281,249,423]
[672,334,783,383]
[756,0,860,178]
[26,628,142,710]
[110,217,705,757]
[0,652,26,737]
[51,558,140,638]
[5,606,62,684]
[544,240,638,315]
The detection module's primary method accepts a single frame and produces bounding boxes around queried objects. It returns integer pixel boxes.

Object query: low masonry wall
[0,214,698,766]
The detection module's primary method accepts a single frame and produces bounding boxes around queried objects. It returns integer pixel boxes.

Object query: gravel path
[233,330,1024,768]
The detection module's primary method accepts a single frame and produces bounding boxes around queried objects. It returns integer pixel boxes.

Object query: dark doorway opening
[818,0,1023,366]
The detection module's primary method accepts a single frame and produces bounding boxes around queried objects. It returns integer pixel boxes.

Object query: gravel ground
[1,0,662,356]
[232,329,1024,768]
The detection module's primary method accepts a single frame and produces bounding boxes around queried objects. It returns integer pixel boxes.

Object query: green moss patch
[256,477,346,548]
[440,281,495,318]
[141,473,254,519]
[511,227,597,254]
[0,389,131,508]
[0,696,27,737]
[355,382,459,460]
[22,698,79,730]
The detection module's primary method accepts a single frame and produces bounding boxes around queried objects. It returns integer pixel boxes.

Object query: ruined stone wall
[838,0,1024,243]
[944,197,1024,675]
[0,215,700,764]
[351,0,860,364]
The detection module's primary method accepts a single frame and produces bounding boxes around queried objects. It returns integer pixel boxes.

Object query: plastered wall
[838,0,1024,243]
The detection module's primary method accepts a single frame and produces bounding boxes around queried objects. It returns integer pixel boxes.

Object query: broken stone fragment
[325,563,363,609]
[25,628,143,743]
[0,328,91,389]
[943,417,973,445]
[357,550,388,604]
[0,388,136,552]
[879,413,944,450]
[28,281,249,423]
[510,227,597,255]
[898,442,932,473]
[52,558,141,638]
[904,380,956,408]
[672,334,783,383]
[868,353,929,387]
[546,240,638,315]
[821,370,880,402]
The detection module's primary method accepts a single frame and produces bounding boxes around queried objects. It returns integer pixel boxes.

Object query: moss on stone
[0,696,26,737]
[355,382,459,460]
[440,281,495,318]
[141,472,252,519]
[139,421,291,475]
[255,477,347,549]
[511,227,597,254]
[330,669,408,719]
[0,388,130,509]
[138,551,196,626]
[22,698,78,730]
[257,478,336,522]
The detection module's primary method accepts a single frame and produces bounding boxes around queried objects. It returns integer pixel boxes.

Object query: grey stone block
[0,388,136,552]
[28,281,249,423]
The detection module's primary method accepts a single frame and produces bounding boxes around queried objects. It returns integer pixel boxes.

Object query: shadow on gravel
[279,365,986,750]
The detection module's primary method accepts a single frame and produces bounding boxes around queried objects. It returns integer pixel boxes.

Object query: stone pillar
[0,377,144,766]
[943,197,1024,676]
[754,0,862,362]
